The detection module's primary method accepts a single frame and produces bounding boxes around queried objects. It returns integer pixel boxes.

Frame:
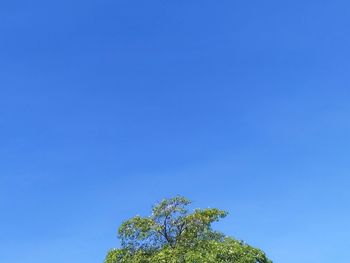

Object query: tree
[105,196,272,263]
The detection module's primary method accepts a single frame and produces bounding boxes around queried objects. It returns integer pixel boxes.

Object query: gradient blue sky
[1,1,350,262]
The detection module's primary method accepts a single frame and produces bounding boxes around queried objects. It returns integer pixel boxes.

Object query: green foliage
[105,196,272,263]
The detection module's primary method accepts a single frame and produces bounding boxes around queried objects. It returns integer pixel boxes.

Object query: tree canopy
[105,196,272,263]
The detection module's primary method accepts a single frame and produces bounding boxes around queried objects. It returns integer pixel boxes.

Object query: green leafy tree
[105,196,272,263]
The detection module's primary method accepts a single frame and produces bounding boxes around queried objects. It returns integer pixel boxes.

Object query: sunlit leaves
[105,196,272,263]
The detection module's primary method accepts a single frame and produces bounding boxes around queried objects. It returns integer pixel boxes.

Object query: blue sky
[1,0,350,262]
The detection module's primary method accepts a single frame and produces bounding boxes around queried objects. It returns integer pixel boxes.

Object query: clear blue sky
[1,1,349,262]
